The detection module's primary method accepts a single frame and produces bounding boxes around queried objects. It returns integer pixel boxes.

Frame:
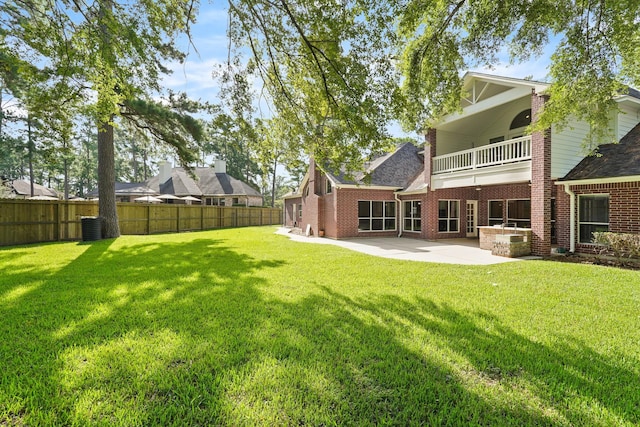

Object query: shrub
[592,232,640,263]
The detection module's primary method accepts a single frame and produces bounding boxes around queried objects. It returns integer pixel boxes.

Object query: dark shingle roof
[146,167,261,197]
[561,123,640,181]
[87,182,157,198]
[10,179,58,197]
[326,143,424,189]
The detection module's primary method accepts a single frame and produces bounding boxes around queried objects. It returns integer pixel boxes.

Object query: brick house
[285,72,640,256]
[556,123,640,254]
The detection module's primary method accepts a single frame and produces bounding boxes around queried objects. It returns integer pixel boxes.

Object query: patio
[276,228,539,265]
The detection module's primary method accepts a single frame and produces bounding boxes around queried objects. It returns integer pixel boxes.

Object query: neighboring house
[86,183,156,202]
[146,160,263,207]
[3,179,59,199]
[286,72,640,257]
[89,160,263,206]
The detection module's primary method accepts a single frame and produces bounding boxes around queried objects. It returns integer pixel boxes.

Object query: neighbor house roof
[326,142,424,189]
[146,167,262,198]
[560,123,640,182]
[86,182,156,198]
[9,179,58,197]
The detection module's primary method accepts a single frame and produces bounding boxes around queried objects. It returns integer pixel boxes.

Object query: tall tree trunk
[98,119,120,238]
[27,116,34,197]
[270,157,277,208]
[63,136,69,200]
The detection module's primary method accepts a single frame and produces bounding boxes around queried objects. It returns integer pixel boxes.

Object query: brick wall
[334,188,399,238]
[530,91,552,256]
[421,184,534,240]
[560,181,640,254]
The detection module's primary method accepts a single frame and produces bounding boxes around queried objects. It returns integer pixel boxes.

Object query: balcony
[431,136,532,189]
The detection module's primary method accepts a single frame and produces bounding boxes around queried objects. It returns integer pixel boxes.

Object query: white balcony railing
[432,136,532,174]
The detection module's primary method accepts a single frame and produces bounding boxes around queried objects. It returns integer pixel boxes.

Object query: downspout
[562,183,576,253]
[395,191,403,237]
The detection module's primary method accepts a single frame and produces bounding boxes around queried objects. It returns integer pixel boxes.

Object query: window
[298,204,302,219]
[403,200,421,232]
[232,197,240,205]
[579,195,609,243]
[510,109,532,130]
[438,200,459,232]
[507,199,531,228]
[325,178,332,194]
[489,136,505,144]
[488,200,504,225]
[358,200,396,231]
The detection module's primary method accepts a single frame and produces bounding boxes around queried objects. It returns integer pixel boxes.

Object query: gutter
[561,183,576,253]
[394,191,403,237]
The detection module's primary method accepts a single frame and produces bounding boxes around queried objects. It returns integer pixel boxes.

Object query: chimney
[158,161,172,185]
[214,159,227,174]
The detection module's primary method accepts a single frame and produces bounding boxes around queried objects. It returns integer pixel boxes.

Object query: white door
[466,200,478,238]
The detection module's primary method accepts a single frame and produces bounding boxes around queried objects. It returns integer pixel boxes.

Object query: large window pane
[385,201,396,217]
[358,201,370,217]
[359,219,370,231]
[358,200,396,232]
[507,199,531,227]
[488,200,503,226]
[579,195,609,243]
[438,200,459,233]
[580,196,608,223]
[371,201,384,217]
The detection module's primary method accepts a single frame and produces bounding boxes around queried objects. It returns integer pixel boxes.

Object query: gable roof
[86,182,158,198]
[146,167,262,198]
[9,179,58,197]
[560,123,640,182]
[326,142,424,189]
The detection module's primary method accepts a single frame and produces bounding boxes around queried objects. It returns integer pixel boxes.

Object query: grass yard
[1,226,639,426]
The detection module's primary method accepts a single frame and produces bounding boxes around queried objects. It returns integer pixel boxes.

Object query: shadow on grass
[0,232,638,425]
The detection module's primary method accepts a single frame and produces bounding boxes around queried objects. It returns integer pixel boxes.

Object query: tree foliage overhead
[398,0,640,145]
[226,0,401,174]
[227,0,640,165]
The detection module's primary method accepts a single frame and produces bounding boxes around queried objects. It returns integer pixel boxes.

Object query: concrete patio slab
[275,228,531,265]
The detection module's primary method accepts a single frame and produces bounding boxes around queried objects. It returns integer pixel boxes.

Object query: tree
[2,0,203,237]
[226,0,640,164]
[225,0,400,175]
[397,0,640,146]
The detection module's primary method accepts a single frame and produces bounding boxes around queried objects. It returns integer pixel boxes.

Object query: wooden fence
[0,200,282,246]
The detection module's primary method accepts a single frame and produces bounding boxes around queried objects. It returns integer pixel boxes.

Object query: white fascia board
[463,72,549,93]
[437,86,534,127]
[615,95,640,107]
[395,188,429,195]
[282,194,302,200]
[299,170,310,190]
[556,175,640,186]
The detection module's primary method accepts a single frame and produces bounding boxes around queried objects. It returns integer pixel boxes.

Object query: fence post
[55,201,61,241]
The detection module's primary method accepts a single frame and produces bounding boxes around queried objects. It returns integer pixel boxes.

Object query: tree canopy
[227,0,640,166]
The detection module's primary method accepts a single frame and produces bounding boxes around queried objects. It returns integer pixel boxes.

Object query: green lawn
[1,226,639,426]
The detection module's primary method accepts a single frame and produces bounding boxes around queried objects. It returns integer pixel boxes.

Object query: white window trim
[403,200,421,233]
[438,199,460,233]
[358,200,397,232]
[578,194,610,244]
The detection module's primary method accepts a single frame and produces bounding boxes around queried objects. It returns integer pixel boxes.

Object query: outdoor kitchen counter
[478,226,532,251]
